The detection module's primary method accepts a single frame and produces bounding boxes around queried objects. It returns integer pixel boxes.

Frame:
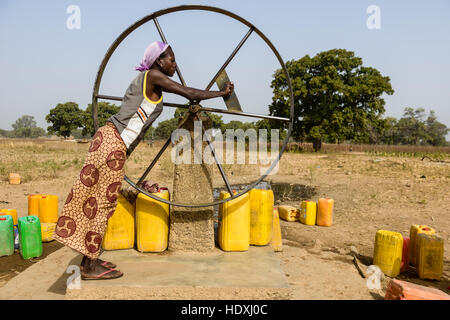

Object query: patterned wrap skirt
[53,122,127,259]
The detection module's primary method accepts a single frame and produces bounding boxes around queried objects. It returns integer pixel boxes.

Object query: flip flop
[81,268,123,280]
[80,260,117,271]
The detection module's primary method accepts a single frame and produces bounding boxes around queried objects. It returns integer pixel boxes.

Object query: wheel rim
[91,5,294,207]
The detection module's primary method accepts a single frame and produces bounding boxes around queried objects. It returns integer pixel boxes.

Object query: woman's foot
[80,256,117,270]
[80,257,123,280]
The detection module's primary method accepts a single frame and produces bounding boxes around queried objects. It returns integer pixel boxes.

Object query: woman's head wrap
[135,41,169,72]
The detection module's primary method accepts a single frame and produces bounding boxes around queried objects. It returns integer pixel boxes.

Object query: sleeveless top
[109,71,163,155]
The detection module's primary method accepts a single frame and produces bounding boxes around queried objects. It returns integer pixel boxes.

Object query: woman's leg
[53,123,127,280]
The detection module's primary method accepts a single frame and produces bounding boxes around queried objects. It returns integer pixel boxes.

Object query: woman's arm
[147,69,233,101]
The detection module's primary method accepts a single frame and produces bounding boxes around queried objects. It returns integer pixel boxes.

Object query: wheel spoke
[153,17,187,87]
[194,113,234,195]
[205,27,254,91]
[198,104,290,122]
[136,111,192,185]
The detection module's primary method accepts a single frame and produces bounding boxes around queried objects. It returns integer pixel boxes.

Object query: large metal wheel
[91,5,294,207]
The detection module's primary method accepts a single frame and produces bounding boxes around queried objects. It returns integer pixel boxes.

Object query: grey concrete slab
[66,246,291,300]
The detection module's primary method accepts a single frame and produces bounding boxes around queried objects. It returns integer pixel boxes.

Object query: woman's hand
[222,81,234,97]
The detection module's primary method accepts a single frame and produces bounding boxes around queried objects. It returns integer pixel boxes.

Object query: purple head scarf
[135,41,169,72]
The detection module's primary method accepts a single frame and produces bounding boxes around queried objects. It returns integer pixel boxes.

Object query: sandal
[80,259,117,271]
[81,268,123,280]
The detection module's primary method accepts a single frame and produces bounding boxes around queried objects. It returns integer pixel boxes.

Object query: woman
[53,41,234,280]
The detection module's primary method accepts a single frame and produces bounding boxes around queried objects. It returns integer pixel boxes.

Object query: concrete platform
[66,246,291,300]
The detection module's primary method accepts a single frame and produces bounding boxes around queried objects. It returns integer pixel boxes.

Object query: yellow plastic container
[41,223,56,242]
[317,198,334,227]
[38,195,58,223]
[409,225,436,266]
[218,191,250,252]
[300,201,316,226]
[136,188,170,252]
[0,209,18,225]
[28,194,43,216]
[270,208,282,252]
[416,233,444,280]
[278,205,299,222]
[249,189,273,246]
[102,194,135,250]
[373,230,403,277]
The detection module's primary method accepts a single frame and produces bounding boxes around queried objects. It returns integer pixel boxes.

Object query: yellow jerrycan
[136,188,170,252]
[373,230,403,277]
[28,194,43,216]
[218,191,250,251]
[278,205,300,222]
[38,195,58,223]
[249,189,274,246]
[41,222,56,242]
[270,207,283,252]
[317,198,334,227]
[102,194,135,250]
[300,200,316,226]
[0,209,18,225]
[409,225,435,266]
[416,233,444,280]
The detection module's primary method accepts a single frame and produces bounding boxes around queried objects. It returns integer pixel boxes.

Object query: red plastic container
[400,237,410,273]
[385,279,450,300]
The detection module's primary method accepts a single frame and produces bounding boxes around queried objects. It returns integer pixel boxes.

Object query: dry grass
[287,142,450,155]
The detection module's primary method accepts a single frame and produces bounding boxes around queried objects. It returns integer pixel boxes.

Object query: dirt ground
[0,139,449,299]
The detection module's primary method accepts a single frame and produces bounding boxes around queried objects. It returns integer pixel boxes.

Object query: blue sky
[1,0,449,138]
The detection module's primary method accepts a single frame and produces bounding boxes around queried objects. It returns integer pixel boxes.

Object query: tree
[46,102,83,138]
[82,102,120,137]
[269,49,394,151]
[143,126,156,140]
[10,115,46,138]
[12,115,37,130]
[380,117,399,145]
[154,118,179,139]
[425,110,448,146]
[395,107,429,145]
[174,107,225,132]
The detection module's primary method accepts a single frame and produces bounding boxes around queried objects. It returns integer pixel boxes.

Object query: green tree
[12,115,37,130]
[10,115,46,138]
[269,49,394,151]
[143,126,156,140]
[174,107,225,132]
[46,102,83,138]
[380,117,399,145]
[425,110,448,146]
[395,107,429,145]
[255,119,287,141]
[154,118,179,139]
[82,102,120,137]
